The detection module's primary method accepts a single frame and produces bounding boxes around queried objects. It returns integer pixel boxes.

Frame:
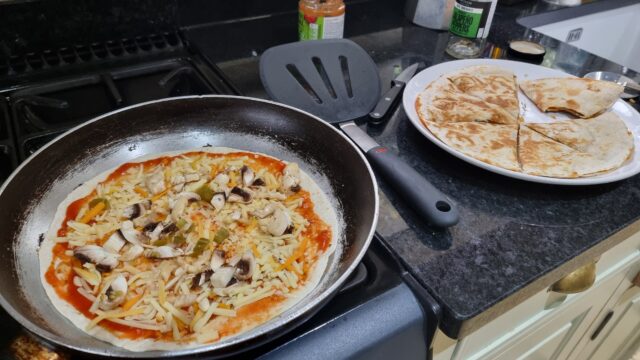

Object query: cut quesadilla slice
[447,65,520,120]
[425,121,519,171]
[416,76,519,126]
[520,78,623,118]
[518,125,617,178]
[525,113,634,174]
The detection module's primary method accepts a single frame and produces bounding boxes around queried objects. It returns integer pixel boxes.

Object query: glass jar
[299,0,346,41]
[445,0,497,59]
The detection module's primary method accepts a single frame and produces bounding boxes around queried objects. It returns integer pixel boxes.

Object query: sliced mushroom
[144,246,184,259]
[282,163,301,192]
[210,266,236,288]
[122,200,151,220]
[241,166,254,187]
[145,169,166,195]
[73,245,119,272]
[99,274,127,310]
[227,187,253,203]
[251,178,265,187]
[160,222,179,236]
[234,251,255,281]
[263,206,292,237]
[210,192,226,211]
[119,244,144,261]
[213,173,230,188]
[191,269,213,290]
[119,220,150,247]
[103,231,126,254]
[210,250,225,271]
[174,294,198,308]
[146,222,165,241]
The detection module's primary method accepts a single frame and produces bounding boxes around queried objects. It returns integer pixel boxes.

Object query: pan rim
[0,95,379,357]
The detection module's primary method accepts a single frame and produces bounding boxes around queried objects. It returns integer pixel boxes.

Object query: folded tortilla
[525,113,633,175]
[425,121,520,171]
[416,76,519,126]
[520,78,623,118]
[447,65,521,120]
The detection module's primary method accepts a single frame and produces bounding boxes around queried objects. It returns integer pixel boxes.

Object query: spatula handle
[366,146,459,228]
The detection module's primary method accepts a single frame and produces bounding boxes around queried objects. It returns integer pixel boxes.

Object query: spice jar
[299,0,346,41]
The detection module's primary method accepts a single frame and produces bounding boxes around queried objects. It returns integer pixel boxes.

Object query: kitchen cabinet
[434,231,640,360]
[573,261,640,360]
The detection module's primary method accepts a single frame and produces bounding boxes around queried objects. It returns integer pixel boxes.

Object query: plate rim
[402,58,640,186]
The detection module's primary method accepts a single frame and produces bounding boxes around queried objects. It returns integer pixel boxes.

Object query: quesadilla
[39,148,338,351]
[416,76,519,126]
[447,65,521,120]
[520,78,623,118]
[425,121,520,171]
[525,113,633,174]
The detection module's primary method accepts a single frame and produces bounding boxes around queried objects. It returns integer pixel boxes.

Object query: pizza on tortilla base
[39,148,339,351]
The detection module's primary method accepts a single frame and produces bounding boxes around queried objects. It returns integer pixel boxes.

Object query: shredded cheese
[79,202,106,224]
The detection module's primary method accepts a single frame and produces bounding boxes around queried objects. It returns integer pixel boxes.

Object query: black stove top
[0,32,237,179]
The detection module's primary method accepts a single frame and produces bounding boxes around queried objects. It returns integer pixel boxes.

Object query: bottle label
[299,11,345,40]
[449,0,493,39]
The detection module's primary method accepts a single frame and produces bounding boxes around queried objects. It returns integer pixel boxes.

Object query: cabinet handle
[590,310,614,341]
[550,262,597,294]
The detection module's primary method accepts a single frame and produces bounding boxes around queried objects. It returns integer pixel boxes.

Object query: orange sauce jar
[298,0,345,40]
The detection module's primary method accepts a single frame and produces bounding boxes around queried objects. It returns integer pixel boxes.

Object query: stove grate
[0,32,183,78]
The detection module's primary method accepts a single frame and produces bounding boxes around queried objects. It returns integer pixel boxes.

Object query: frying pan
[0,95,378,358]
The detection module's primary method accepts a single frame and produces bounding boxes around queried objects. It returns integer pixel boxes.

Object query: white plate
[402,59,640,185]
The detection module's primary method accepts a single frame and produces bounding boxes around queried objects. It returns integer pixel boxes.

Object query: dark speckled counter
[185,0,640,339]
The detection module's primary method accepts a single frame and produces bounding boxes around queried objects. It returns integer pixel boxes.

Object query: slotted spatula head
[259,39,381,123]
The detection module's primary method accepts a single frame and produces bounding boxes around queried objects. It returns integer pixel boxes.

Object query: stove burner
[0,32,184,78]
[8,58,217,160]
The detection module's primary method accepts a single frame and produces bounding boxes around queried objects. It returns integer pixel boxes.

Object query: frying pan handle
[366,146,459,228]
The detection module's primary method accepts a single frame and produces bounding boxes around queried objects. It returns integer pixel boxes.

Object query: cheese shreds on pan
[520,77,623,118]
[39,148,338,352]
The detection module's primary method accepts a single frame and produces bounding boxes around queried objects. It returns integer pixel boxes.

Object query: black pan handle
[369,83,403,123]
[366,146,459,228]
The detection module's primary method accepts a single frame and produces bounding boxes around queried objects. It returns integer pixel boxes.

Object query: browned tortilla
[519,78,623,118]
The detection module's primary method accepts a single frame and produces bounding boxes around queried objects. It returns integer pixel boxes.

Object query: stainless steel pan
[0,95,378,358]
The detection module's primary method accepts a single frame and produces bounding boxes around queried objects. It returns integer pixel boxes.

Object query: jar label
[299,11,345,40]
[449,0,493,39]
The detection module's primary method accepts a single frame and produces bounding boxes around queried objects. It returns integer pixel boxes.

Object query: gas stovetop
[0,33,437,360]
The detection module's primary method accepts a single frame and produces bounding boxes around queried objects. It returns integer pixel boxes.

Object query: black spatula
[260,39,458,228]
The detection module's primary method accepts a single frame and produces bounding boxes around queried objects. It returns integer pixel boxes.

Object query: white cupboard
[434,231,640,360]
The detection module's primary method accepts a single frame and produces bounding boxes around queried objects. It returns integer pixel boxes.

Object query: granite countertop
[184,0,640,339]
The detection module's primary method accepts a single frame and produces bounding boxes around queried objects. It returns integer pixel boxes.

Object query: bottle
[299,0,346,41]
[445,0,497,59]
